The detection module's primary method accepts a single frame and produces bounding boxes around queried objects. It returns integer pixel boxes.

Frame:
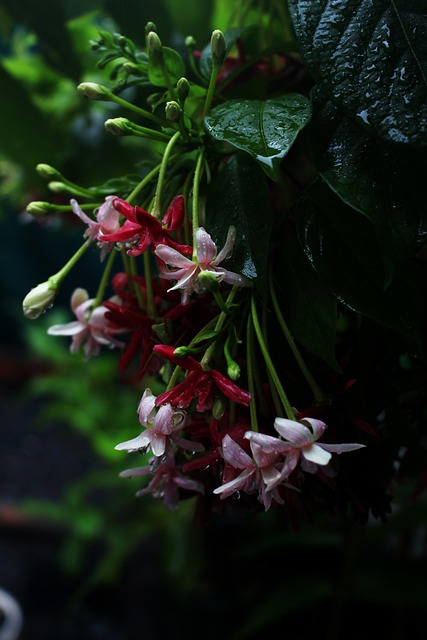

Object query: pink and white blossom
[71,196,121,258]
[47,288,125,359]
[155,226,251,304]
[115,389,202,457]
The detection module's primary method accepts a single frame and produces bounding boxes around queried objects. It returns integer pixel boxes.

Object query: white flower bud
[23,282,57,319]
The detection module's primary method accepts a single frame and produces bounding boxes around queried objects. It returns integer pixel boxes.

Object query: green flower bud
[177,77,190,102]
[145,21,157,35]
[227,361,241,381]
[173,346,191,357]
[26,201,54,217]
[36,164,62,180]
[165,101,181,122]
[146,31,163,62]
[212,397,226,420]
[185,35,196,51]
[77,82,112,101]
[211,30,226,64]
[104,117,131,136]
[23,281,57,319]
[48,181,70,194]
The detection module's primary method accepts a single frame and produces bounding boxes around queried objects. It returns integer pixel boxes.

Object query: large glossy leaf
[205,94,312,180]
[205,154,272,295]
[295,181,424,351]
[274,233,341,371]
[311,88,427,279]
[289,0,427,146]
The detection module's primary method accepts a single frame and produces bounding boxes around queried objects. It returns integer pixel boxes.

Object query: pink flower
[213,434,285,510]
[153,344,251,411]
[155,226,251,304]
[47,288,125,359]
[71,196,121,260]
[245,417,365,479]
[115,389,202,457]
[100,196,192,257]
[120,451,205,510]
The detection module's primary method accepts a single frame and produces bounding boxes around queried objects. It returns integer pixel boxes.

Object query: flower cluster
[22,22,368,518]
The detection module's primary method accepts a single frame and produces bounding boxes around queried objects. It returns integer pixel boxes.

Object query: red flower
[153,344,251,411]
[100,195,192,256]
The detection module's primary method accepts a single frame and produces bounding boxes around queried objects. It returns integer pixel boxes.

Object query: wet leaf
[205,154,272,296]
[289,0,427,145]
[205,94,312,180]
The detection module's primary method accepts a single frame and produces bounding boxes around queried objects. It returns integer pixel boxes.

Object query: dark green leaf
[274,233,341,371]
[289,0,427,145]
[205,94,312,180]
[311,88,427,279]
[205,154,272,295]
[148,46,185,87]
[295,181,424,350]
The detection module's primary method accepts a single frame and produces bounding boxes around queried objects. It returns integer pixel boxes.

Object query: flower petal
[195,228,217,265]
[274,418,313,447]
[302,443,332,466]
[214,225,236,265]
[155,244,194,268]
[221,434,254,469]
[319,443,366,454]
[213,468,254,497]
[115,431,151,451]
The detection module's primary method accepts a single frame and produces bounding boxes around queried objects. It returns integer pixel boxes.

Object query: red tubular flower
[100,196,192,256]
[153,344,251,411]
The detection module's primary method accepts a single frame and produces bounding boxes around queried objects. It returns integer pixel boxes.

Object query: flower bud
[185,36,196,51]
[146,31,163,62]
[227,361,241,381]
[104,118,131,136]
[177,77,190,102]
[23,281,57,319]
[165,101,181,122]
[77,82,112,101]
[212,397,226,420]
[26,201,54,217]
[36,164,61,180]
[210,30,226,64]
[145,21,157,35]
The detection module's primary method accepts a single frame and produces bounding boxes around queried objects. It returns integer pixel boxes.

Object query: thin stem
[143,250,156,317]
[192,149,205,257]
[48,239,92,288]
[200,285,239,369]
[269,268,328,404]
[203,62,221,116]
[246,312,259,432]
[151,130,182,218]
[126,164,162,205]
[110,93,170,128]
[251,294,295,421]
[93,248,117,308]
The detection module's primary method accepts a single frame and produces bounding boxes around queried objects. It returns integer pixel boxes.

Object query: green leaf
[205,94,312,180]
[274,233,341,371]
[311,88,427,279]
[148,46,185,88]
[295,181,424,350]
[205,154,272,295]
[289,0,427,145]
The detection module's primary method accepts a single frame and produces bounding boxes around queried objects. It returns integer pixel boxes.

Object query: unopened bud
[146,31,163,61]
[185,36,196,51]
[165,101,181,122]
[77,82,112,101]
[212,397,226,420]
[211,30,226,64]
[23,281,57,319]
[177,77,190,102]
[173,346,191,357]
[26,201,54,217]
[145,21,157,35]
[36,164,62,180]
[146,92,163,106]
[227,361,241,381]
[104,117,131,136]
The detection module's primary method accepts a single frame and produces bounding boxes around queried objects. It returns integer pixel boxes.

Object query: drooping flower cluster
[22,22,369,519]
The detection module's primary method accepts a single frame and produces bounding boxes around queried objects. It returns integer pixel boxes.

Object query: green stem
[269,268,327,404]
[110,93,170,128]
[129,256,146,310]
[54,178,96,200]
[192,149,205,258]
[200,285,239,369]
[93,248,117,308]
[203,62,221,116]
[151,130,182,218]
[48,239,92,289]
[143,250,156,317]
[246,312,259,432]
[251,294,295,421]
[126,164,162,205]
